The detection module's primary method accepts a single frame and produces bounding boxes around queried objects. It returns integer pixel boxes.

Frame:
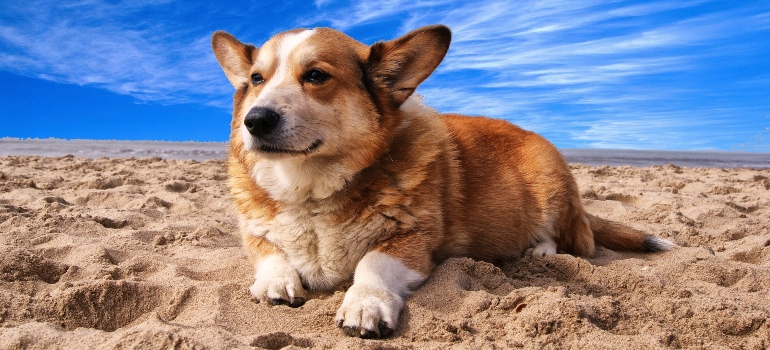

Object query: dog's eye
[302,68,330,85]
[251,73,265,86]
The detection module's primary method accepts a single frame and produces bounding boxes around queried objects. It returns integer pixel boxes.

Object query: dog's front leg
[244,235,306,307]
[335,236,432,338]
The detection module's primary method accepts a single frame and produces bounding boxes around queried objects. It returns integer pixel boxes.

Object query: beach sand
[1,155,768,349]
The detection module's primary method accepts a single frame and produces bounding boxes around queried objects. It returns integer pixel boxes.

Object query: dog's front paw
[250,255,306,307]
[335,283,401,338]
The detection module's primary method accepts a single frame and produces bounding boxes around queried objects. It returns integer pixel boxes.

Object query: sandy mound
[0,156,768,349]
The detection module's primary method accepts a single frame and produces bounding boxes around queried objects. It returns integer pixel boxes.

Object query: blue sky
[1,0,769,151]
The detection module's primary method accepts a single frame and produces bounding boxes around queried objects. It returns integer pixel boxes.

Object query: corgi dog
[211,24,674,339]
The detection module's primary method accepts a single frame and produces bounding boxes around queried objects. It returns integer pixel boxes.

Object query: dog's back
[436,114,594,262]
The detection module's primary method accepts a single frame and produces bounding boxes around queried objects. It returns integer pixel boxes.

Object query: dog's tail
[587,214,675,252]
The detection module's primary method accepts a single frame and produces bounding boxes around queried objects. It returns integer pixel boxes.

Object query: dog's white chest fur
[251,157,351,203]
[242,201,395,290]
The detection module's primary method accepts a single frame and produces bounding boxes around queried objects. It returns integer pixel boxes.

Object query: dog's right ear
[211,31,258,88]
[366,25,451,107]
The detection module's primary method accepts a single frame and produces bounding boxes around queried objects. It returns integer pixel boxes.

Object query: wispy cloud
[302,0,455,30]
[306,0,720,98]
[0,0,231,106]
[314,0,332,8]
[568,107,768,150]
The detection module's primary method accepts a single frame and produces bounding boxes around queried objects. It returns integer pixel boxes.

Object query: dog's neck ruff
[251,156,352,204]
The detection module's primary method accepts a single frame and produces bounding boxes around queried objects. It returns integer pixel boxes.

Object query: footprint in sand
[250,332,314,349]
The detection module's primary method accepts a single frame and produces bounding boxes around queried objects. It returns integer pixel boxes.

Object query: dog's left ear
[367,25,451,107]
[212,31,258,88]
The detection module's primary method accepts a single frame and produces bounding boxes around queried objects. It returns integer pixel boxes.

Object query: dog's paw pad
[290,296,306,307]
[340,325,358,337]
[378,321,394,337]
[337,320,393,339]
[269,298,289,306]
[269,296,305,307]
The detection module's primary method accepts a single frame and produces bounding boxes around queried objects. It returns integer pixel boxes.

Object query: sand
[0,155,768,349]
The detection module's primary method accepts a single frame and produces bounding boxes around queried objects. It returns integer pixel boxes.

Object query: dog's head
[211,25,451,168]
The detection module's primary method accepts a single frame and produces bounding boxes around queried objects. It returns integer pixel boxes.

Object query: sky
[1,0,769,151]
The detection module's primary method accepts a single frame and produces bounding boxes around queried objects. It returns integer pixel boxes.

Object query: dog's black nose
[244,107,281,137]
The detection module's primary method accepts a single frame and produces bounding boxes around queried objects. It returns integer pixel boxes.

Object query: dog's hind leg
[553,196,596,257]
[524,235,558,258]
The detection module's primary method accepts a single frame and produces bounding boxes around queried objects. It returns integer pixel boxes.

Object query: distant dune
[2,138,769,168]
[0,138,228,161]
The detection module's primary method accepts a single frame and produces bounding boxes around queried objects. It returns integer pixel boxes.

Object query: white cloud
[570,113,730,150]
[0,1,231,106]
[483,57,690,88]
[302,0,455,30]
[314,0,332,8]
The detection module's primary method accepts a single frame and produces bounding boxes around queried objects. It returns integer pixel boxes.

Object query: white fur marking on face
[254,29,315,107]
[240,29,315,151]
[335,252,426,335]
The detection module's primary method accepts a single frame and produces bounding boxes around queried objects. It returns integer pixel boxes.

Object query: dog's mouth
[258,139,323,155]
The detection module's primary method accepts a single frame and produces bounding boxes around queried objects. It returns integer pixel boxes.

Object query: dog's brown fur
[212,24,672,338]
